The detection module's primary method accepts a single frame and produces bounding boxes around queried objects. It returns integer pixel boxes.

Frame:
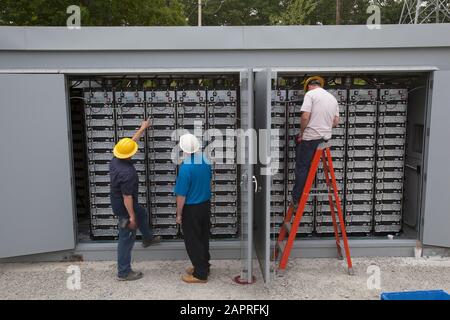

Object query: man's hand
[332,116,339,128]
[140,117,152,130]
[176,196,186,225]
[128,218,137,230]
[296,133,303,145]
[132,117,152,141]
[123,195,137,229]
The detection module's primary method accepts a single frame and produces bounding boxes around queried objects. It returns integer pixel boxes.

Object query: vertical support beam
[436,0,440,23]
[336,0,342,25]
[198,0,202,26]
[414,0,422,24]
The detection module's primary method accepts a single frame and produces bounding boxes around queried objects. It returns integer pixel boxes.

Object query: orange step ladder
[274,141,354,275]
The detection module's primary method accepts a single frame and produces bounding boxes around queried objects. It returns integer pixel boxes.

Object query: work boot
[117,270,143,281]
[182,274,207,284]
[142,236,162,248]
[186,265,211,276]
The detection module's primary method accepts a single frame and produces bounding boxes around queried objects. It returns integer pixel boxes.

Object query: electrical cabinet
[374,88,407,234]
[75,74,412,241]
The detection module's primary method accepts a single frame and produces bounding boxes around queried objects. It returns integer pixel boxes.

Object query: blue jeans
[115,203,153,278]
[292,139,323,204]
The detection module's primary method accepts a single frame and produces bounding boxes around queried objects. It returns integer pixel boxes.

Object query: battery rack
[207,78,240,239]
[270,75,409,238]
[146,79,179,239]
[77,76,242,241]
[374,88,408,234]
[83,85,118,240]
[345,88,377,235]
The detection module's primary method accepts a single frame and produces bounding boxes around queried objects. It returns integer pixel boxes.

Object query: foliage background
[0,0,408,26]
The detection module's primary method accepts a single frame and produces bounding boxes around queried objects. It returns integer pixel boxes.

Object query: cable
[70,81,83,88]
[70,96,88,101]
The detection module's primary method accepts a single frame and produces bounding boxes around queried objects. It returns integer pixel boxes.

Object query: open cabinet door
[0,74,76,258]
[254,69,274,283]
[238,69,255,283]
[422,71,450,248]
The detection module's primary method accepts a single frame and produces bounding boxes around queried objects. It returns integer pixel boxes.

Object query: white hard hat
[179,133,200,154]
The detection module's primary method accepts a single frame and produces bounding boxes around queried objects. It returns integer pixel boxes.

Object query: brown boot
[181,274,207,284]
[186,266,195,275]
[186,266,211,276]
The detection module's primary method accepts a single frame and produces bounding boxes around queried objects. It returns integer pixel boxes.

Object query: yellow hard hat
[303,76,325,92]
[113,138,138,159]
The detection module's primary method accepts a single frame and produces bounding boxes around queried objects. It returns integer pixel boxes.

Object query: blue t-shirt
[174,153,212,205]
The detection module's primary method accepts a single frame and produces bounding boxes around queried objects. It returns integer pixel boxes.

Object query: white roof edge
[0,24,449,51]
[0,66,438,74]
[0,67,248,74]
[268,66,439,72]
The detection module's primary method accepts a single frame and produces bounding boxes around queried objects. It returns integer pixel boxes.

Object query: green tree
[310,0,405,25]
[182,0,283,26]
[82,0,187,26]
[308,0,369,25]
[0,0,414,26]
[375,0,404,24]
[0,0,79,25]
[270,0,318,25]
[0,0,187,26]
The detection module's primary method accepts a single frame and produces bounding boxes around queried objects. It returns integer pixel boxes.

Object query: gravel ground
[0,256,449,300]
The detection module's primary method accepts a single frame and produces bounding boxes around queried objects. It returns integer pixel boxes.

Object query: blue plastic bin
[381,290,450,300]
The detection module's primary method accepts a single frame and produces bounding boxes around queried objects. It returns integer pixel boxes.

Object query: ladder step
[283,222,292,235]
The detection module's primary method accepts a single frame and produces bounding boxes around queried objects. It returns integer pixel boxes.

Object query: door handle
[252,175,258,193]
[405,164,421,173]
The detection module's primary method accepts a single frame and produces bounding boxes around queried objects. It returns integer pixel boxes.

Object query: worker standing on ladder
[291,77,340,208]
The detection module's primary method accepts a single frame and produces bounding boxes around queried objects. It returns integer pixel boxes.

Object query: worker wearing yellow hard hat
[113,138,138,159]
[110,118,161,281]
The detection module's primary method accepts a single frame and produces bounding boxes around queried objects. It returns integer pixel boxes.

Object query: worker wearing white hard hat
[174,133,212,284]
[179,133,201,154]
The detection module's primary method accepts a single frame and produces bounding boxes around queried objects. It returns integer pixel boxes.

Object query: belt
[184,200,211,207]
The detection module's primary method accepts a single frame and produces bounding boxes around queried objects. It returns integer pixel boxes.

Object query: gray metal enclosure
[0,25,450,284]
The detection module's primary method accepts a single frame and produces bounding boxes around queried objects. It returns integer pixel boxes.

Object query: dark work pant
[182,200,211,280]
[291,139,324,204]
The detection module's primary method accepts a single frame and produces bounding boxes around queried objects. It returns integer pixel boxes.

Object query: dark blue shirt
[109,157,138,216]
[174,153,212,205]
